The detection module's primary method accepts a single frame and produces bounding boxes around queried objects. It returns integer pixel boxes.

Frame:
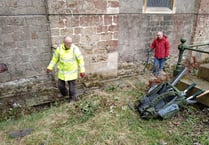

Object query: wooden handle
[196,90,209,99]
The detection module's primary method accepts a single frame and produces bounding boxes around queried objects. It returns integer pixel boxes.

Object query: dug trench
[0,70,208,127]
[0,61,209,129]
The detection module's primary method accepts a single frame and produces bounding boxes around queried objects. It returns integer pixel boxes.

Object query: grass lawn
[0,76,208,145]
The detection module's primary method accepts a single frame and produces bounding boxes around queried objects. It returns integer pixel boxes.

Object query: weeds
[0,76,208,145]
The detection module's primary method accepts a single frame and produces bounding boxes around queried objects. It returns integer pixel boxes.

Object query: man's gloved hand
[46,68,52,73]
[165,57,169,61]
[80,72,85,78]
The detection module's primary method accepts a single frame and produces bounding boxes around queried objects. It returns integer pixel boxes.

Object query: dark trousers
[58,79,76,100]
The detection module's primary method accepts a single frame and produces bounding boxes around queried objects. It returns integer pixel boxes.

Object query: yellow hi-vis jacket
[47,43,85,81]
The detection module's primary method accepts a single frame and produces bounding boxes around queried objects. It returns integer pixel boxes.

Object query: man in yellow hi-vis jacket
[46,36,85,102]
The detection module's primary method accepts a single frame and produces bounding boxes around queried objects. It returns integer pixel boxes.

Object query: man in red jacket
[150,31,170,76]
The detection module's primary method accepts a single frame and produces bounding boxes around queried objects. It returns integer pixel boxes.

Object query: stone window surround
[143,0,176,14]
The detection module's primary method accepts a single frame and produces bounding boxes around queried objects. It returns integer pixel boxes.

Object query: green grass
[0,76,208,145]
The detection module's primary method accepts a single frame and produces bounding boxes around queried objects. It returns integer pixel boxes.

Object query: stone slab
[198,63,209,81]
[176,77,209,106]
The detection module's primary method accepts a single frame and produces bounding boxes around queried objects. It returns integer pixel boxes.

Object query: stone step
[198,63,209,81]
[176,77,209,107]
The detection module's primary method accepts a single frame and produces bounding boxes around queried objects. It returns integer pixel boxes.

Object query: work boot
[68,96,78,102]
[152,72,159,77]
[159,70,166,77]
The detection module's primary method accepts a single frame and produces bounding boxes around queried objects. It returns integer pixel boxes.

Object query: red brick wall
[192,0,209,43]
[191,0,209,61]
[48,0,119,76]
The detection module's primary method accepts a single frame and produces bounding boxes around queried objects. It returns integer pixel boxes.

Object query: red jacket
[150,35,170,59]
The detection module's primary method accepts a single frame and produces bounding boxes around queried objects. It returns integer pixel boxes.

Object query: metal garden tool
[195,90,209,107]
[142,48,152,73]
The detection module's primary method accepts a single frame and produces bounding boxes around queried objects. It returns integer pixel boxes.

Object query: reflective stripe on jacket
[47,43,85,81]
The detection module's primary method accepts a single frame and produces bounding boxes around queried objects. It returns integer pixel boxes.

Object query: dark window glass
[147,0,172,9]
